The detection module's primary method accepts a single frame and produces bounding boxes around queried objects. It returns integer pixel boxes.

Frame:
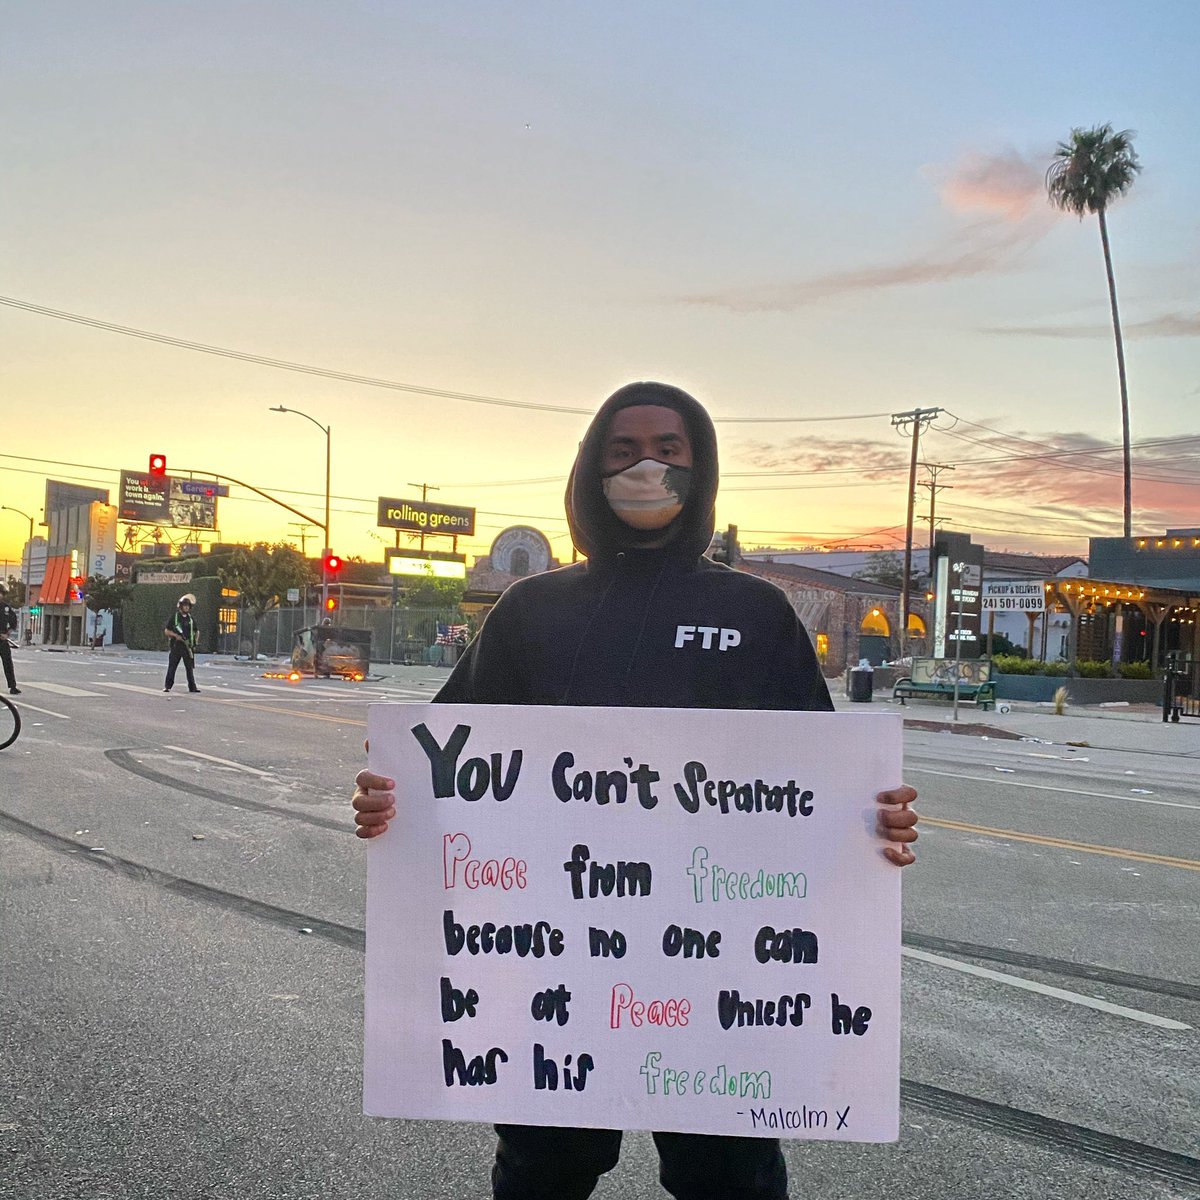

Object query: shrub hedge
[123,577,223,651]
[1118,661,1153,679]
[991,654,1156,680]
[992,654,1039,675]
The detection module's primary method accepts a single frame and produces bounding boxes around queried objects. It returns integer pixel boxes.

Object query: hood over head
[566,381,718,562]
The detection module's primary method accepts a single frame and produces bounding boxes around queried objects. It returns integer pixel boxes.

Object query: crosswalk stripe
[93,681,172,697]
[7,699,71,719]
[19,681,105,698]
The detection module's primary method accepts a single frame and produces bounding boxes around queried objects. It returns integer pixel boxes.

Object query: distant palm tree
[1046,124,1142,537]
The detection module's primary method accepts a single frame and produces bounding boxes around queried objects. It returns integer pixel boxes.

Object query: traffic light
[323,552,344,575]
[149,453,167,477]
[325,596,339,612]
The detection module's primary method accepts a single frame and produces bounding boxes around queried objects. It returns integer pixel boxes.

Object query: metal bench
[893,657,996,710]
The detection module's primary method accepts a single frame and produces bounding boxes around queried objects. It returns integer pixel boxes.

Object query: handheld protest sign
[365,705,902,1141]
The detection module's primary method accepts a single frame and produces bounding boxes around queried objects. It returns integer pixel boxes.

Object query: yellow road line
[923,816,1200,871]
[217,700,368,728]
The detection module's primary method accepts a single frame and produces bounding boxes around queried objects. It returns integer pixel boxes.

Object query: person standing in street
[163,593,200,694]
[353,381,919,1200]
[0,583,20,695]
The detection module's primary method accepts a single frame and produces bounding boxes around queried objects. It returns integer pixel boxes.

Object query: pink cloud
[678,148,1052,313]
[935,149,1046,222]
[729,426,1200,543]
[983,311,1200,339]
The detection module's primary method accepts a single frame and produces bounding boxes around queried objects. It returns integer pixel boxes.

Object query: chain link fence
[232,605,469,666]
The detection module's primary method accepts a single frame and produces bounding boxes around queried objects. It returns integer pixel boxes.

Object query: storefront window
[860,608,890,637]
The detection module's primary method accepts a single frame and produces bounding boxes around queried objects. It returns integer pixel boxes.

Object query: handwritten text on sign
[365,706,902,1141]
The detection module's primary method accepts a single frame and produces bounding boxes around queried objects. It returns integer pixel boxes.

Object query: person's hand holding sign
[353,766,395,839]
[353,767,919,862]
[876,784,918,866]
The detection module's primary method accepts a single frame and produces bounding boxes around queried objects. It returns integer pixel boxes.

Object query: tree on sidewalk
[220,542,313,660]
[402,576,467,610]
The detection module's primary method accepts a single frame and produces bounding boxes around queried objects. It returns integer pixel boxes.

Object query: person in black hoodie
[353,381,918,1200]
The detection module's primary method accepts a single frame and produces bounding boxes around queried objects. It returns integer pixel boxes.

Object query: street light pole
[1,507,35,587]
[270,407,332,611]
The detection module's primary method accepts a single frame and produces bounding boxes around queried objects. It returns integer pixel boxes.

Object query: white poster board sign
[365,705,902,1142]
[982,580,1047,612]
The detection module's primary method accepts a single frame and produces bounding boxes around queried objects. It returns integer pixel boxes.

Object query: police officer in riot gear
[0,583,20,694]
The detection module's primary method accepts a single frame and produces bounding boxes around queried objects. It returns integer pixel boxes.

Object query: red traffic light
[325,596,339,611]
[149,453,167,477]
[323,553,344,574]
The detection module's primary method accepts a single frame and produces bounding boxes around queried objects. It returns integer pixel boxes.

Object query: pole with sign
[951,562,980,721]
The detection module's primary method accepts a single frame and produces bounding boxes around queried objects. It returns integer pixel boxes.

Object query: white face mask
[602,458,692,530]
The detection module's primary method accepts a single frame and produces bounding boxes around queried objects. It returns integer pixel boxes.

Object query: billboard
[377,497,475,536]
[119,472,218,529]
[46,479,110,517]
[981,580,1047,613]
[386,548,468,579]
[88,502,119,578]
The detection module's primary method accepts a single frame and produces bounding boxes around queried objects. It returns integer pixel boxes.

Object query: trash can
[849,666,874,703]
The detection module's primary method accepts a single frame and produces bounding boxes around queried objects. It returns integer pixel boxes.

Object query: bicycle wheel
[0,695,20,750]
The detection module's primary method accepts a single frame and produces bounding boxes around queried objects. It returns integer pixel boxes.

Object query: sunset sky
[3,2,1197,575]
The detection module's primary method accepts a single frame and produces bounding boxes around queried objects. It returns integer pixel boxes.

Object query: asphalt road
[2,650,1197,1199]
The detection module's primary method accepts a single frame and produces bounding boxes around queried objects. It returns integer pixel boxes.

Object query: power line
[0,294,891,425]
[933,426,1200,469]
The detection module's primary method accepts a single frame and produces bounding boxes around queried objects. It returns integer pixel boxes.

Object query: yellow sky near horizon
[4,6,1197,571]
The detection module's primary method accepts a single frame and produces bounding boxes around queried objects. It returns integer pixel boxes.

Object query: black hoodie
[436,382,832,712]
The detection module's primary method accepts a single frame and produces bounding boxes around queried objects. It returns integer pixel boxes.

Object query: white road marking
[902,947,1191,1030]
[162,745,276,777]
[907,765,1200,811]
[198,686,283,698]
[7,699,71,720]
[93,681,174,697]
[18,681,105,698]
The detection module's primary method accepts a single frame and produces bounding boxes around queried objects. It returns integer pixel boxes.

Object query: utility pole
[288,522,320,556]
[408,482,440,552]
[891,408,943,655]
[917,463,955,573]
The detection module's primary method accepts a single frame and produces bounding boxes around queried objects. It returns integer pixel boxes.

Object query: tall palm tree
[1046,124,1142,537]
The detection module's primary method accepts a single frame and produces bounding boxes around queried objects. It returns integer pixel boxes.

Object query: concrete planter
[994,673,1161,705]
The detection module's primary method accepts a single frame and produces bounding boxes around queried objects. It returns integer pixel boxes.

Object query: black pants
[0,639,15,691]
[492,1125,787,1200]
[164,642,197,691]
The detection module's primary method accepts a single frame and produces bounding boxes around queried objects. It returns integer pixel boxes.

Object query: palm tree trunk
[1097,205,1132,538]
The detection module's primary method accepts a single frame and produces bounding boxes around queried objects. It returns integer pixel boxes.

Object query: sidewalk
[832,687,1200,755]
